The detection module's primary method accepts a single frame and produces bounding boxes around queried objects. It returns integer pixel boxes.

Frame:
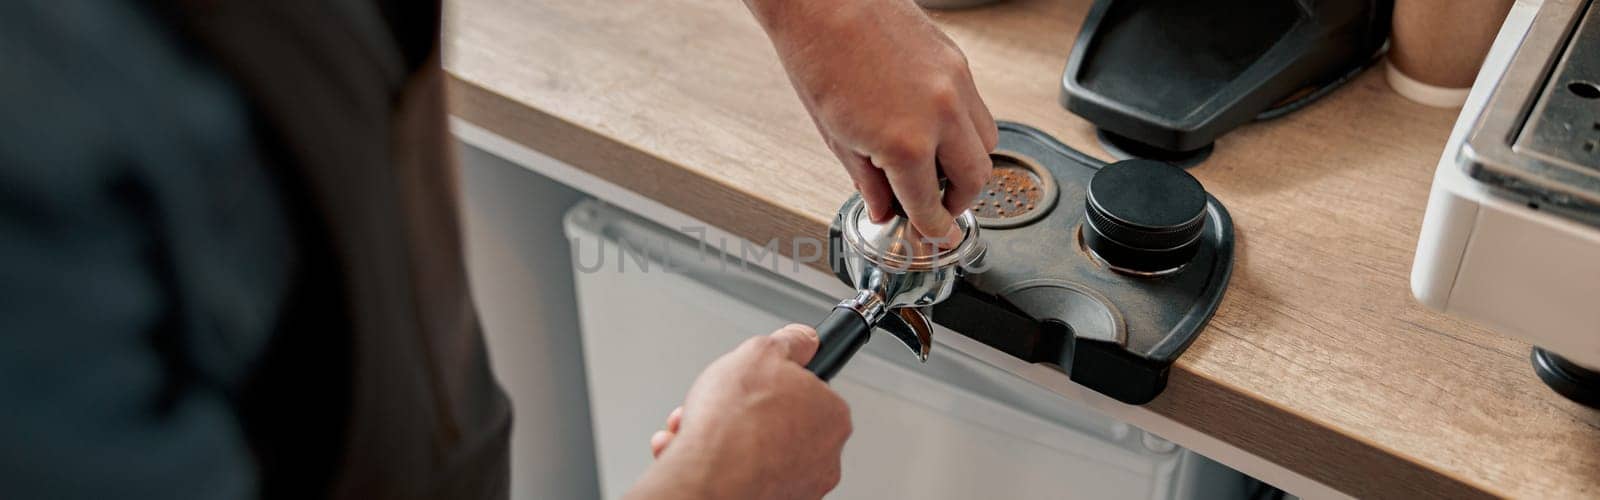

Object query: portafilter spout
[805,195,985,380]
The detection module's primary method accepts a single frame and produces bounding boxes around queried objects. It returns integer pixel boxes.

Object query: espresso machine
[1412,0,1600,409]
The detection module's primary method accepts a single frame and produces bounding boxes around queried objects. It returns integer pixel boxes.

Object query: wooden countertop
[442,0,1600,497]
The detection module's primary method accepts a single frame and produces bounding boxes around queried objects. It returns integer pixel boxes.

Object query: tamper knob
[1083,160,1208,274]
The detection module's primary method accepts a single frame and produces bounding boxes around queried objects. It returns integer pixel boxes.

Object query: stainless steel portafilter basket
[804,195,985,380]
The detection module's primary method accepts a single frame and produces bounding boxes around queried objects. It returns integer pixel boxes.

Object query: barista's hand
[746,0,998,245]
[626,325,851,500]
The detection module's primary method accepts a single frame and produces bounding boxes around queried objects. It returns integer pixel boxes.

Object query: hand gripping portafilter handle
[805,290,884,381]
[805,307,874,381]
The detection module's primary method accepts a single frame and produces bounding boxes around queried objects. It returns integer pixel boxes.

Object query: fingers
[664,325,825,458]
[875,150,960,246]
[651,407,684,458]
[837,150,895,223]
[856,80,992,245]
[963,78,999,153]
[666,406,683,433]
[767,323,821,365]
[650,430,674,458]
[951,74,997,215]
[937,117,994,216]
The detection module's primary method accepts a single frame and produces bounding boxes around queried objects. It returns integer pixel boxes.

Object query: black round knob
[1083,159,1208,274]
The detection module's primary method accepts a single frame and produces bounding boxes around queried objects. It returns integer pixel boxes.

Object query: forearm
[741,0,993,237]
[625,463,705,500]
[741,0,807,34]
[743,0,857,49]
[624,434,759,500]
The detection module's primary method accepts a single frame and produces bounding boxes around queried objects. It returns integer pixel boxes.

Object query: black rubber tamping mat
[828,122,1236,404]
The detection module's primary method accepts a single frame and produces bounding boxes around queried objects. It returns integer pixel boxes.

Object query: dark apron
[158,2,511,498]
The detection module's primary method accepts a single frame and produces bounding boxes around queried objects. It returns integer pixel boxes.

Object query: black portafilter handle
[804,306,874,381]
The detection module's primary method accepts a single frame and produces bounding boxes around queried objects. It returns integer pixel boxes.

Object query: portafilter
[805,195,985,380]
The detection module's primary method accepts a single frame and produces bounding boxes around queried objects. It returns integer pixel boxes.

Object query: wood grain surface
[442,0,1600,497]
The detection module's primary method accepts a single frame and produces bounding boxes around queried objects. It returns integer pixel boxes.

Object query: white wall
[459,143,599,500]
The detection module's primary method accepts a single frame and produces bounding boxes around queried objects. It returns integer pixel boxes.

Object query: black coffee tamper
[1083,159,1209,275]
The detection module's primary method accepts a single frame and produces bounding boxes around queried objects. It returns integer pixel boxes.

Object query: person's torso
[0,1,510,497]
